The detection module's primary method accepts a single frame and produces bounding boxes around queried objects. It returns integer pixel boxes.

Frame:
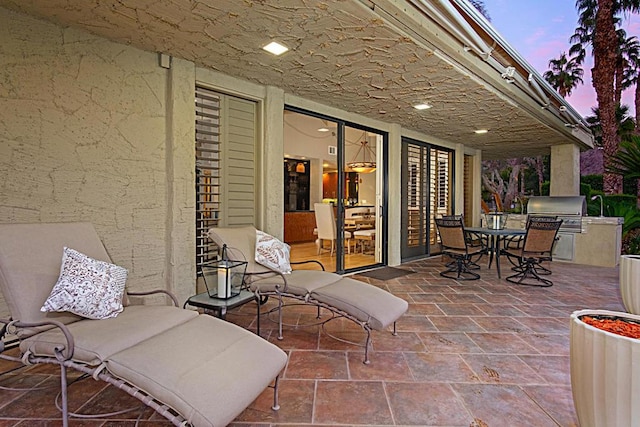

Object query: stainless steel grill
[527,196,586,233]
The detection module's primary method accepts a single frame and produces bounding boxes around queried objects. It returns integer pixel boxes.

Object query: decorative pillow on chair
[41,247,128,320]
[255,230,292,274]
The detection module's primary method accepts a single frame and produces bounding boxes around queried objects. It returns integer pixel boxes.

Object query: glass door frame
[400,137,455,262]
[284,106,388,273]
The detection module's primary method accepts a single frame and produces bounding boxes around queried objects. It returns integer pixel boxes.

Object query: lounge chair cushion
[41,247,128,320]
[21,305,198,365]
[311,278,409,330]
[107,315,288,427]
[250,269,342,295]
[0,222,113,329]
[207,226,273,275]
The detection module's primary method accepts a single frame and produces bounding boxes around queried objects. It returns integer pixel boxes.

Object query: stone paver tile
[462,354,547,384]
[386,382,472,425]
[466,332,538,354]
[404,352,479,382]
[428,315,485,332]
[522,385,579,427]
[470,316,532,333]
[236,379,314,424]
[417,332,484,353]
[452,383,559,427]
[436,303,486,316]
[314,381,393,425]
[348,352,413,381]
[519,355,571,385]
[284,350,348,380]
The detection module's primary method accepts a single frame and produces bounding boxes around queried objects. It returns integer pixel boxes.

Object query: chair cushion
[41,247,127,320]
[20,305,198,365]
[0,222,114,328]
[207,226,272,276]
[106,315,288,427]
[249,269,342,295]
[311,278,408,330]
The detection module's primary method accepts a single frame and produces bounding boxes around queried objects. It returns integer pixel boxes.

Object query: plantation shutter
[195,86,257,269]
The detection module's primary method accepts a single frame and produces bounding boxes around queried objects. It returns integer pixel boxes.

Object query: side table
[184,290,255,319]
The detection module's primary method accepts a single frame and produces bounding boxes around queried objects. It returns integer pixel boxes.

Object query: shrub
[582,175,603,192]
[541,181,550,196]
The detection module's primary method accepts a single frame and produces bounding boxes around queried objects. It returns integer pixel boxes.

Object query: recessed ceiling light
[318,127,330,132]
[262,41,289,56]
[474,129,489,134]
[413,103,432,110]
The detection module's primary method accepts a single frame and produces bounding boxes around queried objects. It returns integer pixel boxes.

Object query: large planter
[620,255,640,314]
[570,309,640,427]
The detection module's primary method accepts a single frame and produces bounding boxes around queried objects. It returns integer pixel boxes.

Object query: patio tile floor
[0,257,623,426]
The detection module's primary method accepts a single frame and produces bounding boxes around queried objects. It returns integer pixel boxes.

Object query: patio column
[166,56,196,305]
[262,86,286,239]
[550,144,580,196]
[454,143,465,215]
[387,123,402,267]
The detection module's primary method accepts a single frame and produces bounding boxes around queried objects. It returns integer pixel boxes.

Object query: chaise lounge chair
[0,222,288,427]
[207,226,408,364]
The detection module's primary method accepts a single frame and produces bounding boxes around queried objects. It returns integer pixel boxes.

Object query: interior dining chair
[314,203,351,255]
[502,218,563,287]
[435,217,485,280]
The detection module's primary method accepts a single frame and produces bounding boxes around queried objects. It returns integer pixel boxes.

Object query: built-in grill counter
[515,196,623,267]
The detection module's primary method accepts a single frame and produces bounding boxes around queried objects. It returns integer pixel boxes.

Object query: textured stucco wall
[0,7,196,315]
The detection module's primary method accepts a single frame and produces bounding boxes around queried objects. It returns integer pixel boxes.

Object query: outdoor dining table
[465,227,526,279]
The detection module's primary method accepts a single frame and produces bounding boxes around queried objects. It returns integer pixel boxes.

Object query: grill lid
[527,196,586,216]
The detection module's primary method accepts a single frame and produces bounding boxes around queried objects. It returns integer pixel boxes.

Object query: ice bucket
[485,213,508,230]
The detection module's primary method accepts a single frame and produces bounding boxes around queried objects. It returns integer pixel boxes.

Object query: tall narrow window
[195,86,221,269]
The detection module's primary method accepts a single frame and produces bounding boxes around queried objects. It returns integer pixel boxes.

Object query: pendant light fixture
[347,140,376,174]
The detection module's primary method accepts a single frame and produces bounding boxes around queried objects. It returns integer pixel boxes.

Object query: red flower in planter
[581,315,640,339]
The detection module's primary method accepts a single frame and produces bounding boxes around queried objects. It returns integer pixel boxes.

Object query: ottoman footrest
[310,277,408,364]
[106,315,288,427]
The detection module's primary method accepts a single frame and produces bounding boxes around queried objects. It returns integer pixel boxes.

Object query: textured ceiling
[0,0,594,159]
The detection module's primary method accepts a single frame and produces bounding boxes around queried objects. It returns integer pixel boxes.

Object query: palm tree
[620,35,640,129]
[585,104,636,147]
[572,0,640,194]
[607,135,640,182]
[469,0,491,21]
[614,31,640,106]
[543,53,584,97]
[608,136,640,211]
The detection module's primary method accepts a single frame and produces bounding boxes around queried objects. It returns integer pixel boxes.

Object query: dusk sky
[482,0,640,118]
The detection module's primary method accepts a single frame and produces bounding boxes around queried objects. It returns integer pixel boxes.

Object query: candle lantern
[200,245,247,299]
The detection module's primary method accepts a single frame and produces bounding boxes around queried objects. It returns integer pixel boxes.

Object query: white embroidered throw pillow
[41,247,128,320]
[255,230,292,274]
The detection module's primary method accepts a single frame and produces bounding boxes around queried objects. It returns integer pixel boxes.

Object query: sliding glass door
[283,108,387,273]
[401,137,454,261]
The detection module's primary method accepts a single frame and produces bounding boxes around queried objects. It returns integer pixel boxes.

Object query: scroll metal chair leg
[316,305,321,319]
[392,321,398,336]
[277,295,284,340]
[271,375,281,411]
[60,364,69,427]
[256,295,261,337]
[363,328,372,365]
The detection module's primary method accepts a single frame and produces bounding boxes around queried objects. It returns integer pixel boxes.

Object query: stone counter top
[582,216,624,226]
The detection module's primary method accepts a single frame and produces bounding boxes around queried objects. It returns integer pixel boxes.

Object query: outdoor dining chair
[502,218,563,287]
[435,217,486,280]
